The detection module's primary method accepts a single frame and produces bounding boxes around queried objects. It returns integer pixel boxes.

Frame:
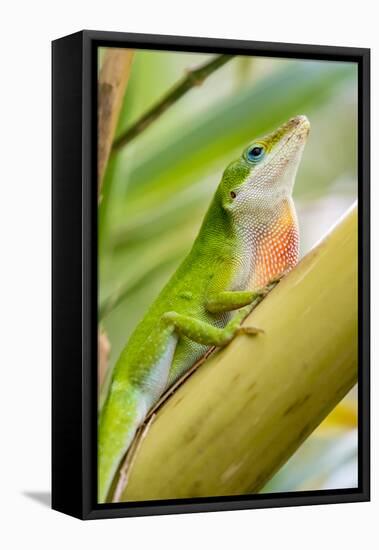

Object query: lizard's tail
[98,383,145,503]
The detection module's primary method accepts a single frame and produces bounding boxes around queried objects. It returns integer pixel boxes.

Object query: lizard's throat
[244,200,300,290]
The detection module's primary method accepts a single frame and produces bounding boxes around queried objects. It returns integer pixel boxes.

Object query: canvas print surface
[97,47,358,504]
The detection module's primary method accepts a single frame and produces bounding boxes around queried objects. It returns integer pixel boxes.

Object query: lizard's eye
[230,191,236,199]
[246,144,265,164]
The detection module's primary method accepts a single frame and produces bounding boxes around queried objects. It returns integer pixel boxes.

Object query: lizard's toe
[238,325,265,336]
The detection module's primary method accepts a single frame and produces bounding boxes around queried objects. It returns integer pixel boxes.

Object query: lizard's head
[219,115,310,289]
[220,115,310,219]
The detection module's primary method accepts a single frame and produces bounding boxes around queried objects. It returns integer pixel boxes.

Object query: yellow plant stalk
[120,205,358,501]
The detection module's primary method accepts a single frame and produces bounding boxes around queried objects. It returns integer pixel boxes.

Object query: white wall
[0,1,376,548]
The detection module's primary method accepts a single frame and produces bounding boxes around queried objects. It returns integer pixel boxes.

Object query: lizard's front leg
[162,304,262,348]
[206,289,267,313]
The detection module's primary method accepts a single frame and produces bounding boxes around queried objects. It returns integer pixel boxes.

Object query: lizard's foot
[237,325,264,336]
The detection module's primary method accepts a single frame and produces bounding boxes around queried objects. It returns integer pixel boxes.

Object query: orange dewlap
[248,202,299,290]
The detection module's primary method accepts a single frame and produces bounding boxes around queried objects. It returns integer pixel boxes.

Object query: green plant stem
[112,54,234,151]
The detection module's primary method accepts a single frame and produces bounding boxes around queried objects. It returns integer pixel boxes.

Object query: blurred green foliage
[98,48,358,493]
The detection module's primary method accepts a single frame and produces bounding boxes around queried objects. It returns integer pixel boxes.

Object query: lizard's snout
[289,115,310,136]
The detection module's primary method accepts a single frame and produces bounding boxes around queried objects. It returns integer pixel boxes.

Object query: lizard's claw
[255,274,285,297]
[269,273,286,285]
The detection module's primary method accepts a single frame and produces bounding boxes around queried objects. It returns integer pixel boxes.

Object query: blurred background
[98,48,358,494]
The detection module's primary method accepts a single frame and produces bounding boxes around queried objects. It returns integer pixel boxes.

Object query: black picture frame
[52,30,370,520]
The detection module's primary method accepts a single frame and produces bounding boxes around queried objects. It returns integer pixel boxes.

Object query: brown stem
[98,48,134,391]
[98,48,134,194]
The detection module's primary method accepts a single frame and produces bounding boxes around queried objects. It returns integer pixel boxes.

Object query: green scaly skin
[98,115,310,502]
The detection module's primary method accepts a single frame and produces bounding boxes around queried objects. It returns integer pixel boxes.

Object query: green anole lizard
[98,114,310,502]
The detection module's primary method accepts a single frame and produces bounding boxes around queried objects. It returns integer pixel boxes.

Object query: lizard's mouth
[268,115,310,163]
[282,115,310,137]
[285,115,310,148]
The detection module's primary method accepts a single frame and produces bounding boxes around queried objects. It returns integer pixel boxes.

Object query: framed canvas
[52,30,370,520]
